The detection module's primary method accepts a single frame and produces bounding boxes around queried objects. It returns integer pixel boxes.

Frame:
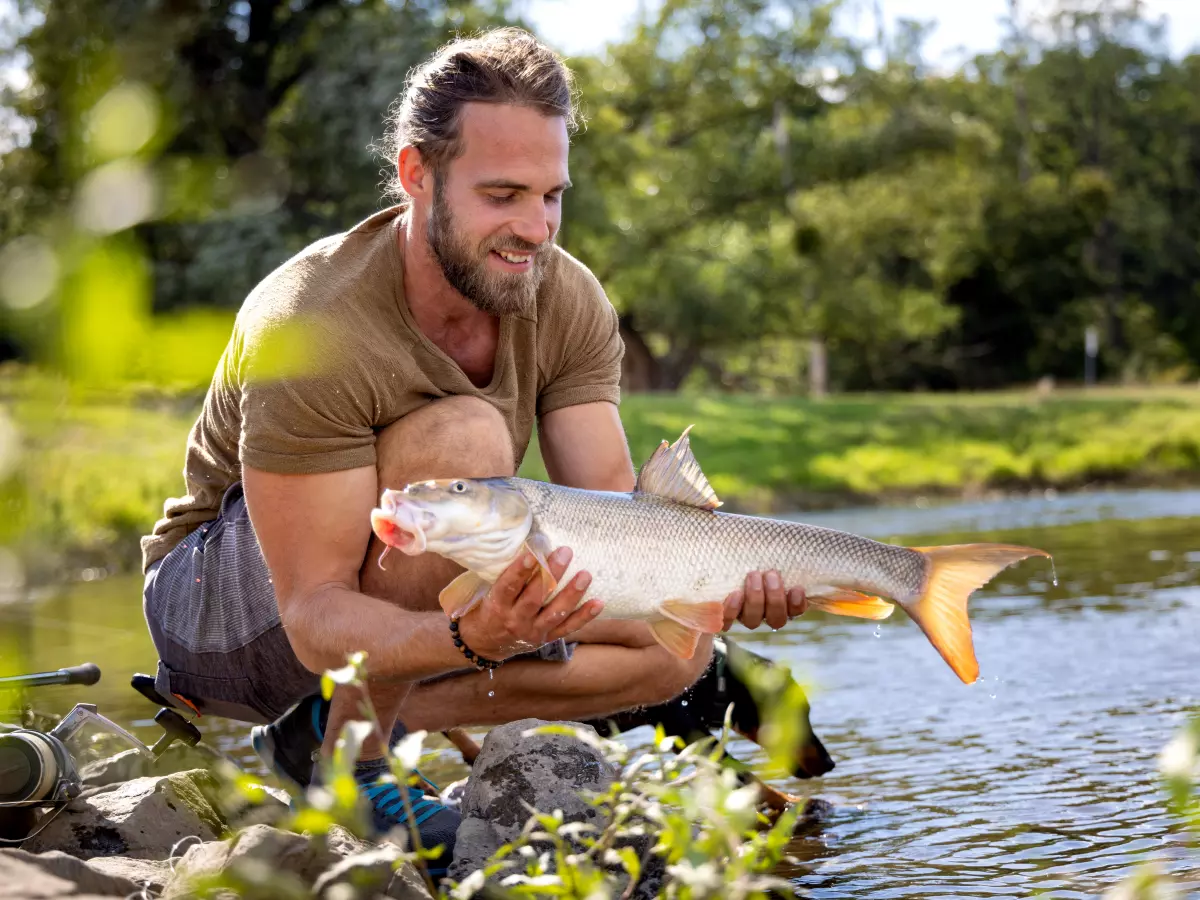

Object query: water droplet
[488,690,495,698]
[989,692,997,699]
[1049,558,1059,587]
[681,700,688,707]
[873,625,882,638]
[488,669,494,681]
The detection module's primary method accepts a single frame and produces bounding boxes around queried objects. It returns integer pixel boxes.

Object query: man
[141,27,807,874]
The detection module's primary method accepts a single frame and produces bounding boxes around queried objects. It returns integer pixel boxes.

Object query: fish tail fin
[906,543,1051,684]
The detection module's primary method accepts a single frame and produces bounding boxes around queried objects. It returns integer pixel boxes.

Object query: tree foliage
[2,0,1199,392]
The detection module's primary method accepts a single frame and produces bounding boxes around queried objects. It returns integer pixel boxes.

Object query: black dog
[579,636,834,809]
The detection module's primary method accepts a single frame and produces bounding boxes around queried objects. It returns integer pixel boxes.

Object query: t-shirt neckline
[387,212,514,398]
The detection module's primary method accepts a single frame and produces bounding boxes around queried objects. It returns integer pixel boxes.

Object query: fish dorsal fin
[634,425,722,510]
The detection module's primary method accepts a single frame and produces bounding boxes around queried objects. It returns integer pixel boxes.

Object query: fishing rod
[0,663,102,689]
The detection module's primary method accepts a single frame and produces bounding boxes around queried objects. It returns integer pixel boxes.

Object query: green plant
[446,720,800,900]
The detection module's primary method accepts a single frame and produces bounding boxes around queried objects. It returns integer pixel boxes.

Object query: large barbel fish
[370,427,1050,683]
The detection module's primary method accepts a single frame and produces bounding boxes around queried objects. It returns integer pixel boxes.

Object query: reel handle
[150,709,202,758]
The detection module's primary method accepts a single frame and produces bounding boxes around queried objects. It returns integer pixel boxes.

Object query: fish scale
[514,478,930,619]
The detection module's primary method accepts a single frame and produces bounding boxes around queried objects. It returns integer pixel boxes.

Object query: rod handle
[57,663,101,686]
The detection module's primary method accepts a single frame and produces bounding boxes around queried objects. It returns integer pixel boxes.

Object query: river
[2,487,1198,897]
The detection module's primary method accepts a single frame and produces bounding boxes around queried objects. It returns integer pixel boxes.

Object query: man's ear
[398,145,433,201]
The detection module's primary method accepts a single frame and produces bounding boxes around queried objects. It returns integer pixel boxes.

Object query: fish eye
[451,481,467,493]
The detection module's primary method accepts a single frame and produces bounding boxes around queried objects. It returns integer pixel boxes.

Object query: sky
[523,0,1200,65]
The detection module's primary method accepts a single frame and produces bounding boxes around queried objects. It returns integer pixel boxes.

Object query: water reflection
[1,488,1198,896]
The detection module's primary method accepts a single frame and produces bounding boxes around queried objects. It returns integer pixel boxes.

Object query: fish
[369,426,1051,683]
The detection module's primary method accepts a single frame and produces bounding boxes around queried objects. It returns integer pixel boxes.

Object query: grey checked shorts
[143,482,572,725]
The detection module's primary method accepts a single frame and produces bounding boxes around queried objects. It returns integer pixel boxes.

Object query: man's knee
[377,395,515,482]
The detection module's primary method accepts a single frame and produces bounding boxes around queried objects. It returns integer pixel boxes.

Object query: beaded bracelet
[449,618,502,671]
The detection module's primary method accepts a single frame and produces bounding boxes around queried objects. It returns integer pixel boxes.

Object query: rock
[80,742,228,787]
[85,856,172,894]
[164,823,341,898]
[80,746,290,829]
[312,844,434,899]
[0,849,140,897]
[190,771,292,830]
[21,770,226,859]
[449,719,666,895]
[165,824,432,900]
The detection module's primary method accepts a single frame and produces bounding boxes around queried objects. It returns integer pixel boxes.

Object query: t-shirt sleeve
[235,315,379,475]
[537,263,625,416]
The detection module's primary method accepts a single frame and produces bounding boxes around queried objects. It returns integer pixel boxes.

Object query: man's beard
[426,177,551,317]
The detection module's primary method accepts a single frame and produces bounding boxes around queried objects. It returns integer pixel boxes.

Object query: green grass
[523,387,1200,509]
[4,368,1200,580]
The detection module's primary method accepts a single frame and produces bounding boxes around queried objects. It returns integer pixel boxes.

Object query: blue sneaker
[358,766,459,877]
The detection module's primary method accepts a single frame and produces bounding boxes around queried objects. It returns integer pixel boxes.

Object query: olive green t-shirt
[140,205,624,572]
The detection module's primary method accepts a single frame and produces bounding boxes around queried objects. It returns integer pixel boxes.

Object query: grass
[4,366,1200,581]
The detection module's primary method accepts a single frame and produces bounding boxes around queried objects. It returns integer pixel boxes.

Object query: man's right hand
[456,546,604,661]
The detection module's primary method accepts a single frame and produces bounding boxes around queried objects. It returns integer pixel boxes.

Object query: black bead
[464,649,474,659]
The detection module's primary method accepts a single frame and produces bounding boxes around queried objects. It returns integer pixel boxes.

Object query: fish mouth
[370,491,432,556]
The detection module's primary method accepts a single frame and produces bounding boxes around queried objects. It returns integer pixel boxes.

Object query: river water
[2,488,1198,897]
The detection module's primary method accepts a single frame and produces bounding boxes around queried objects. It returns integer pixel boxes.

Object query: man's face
[424,102,570,317]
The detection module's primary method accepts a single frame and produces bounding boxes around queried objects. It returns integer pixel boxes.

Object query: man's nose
[510,199,553,246]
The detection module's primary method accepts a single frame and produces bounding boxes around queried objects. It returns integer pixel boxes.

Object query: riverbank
[4,370,1199,581]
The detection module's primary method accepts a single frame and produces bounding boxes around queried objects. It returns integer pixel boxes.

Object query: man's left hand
[723,571,807,631]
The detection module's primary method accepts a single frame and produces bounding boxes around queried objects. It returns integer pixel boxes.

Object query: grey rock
[165,824,432,900]
[164,823,339,898]
[79,742,228,787]
[85,855,172,893]
[449,719,665,896]
[0,849,139,896]
[312,844,434,899]
[80,747,289,830]
[21,770,226,859]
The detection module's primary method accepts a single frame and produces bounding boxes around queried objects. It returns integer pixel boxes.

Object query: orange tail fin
[906,544,1051,684]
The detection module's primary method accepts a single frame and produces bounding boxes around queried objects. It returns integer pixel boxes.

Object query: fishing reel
[0,663,202,844]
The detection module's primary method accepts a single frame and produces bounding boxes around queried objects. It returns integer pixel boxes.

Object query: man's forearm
[282,584,465,681]
[397,636,714,731]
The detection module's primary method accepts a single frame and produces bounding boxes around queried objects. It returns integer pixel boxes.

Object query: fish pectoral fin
[906,543,1051,684]
[649,618,703,659]
[439,571,492,620]
[634,425,722,510]
[522,539,560,598]
[659,598,726,633]
[806,588,896,621]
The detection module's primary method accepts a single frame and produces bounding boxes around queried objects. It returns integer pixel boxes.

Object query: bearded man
[140,27,808,876]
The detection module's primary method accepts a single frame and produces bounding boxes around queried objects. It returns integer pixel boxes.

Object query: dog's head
[714,638,835,779]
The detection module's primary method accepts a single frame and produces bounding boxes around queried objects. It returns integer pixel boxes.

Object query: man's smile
[491,249,534,270]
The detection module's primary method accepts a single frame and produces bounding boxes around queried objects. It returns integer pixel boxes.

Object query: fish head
[370,477,533,575]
